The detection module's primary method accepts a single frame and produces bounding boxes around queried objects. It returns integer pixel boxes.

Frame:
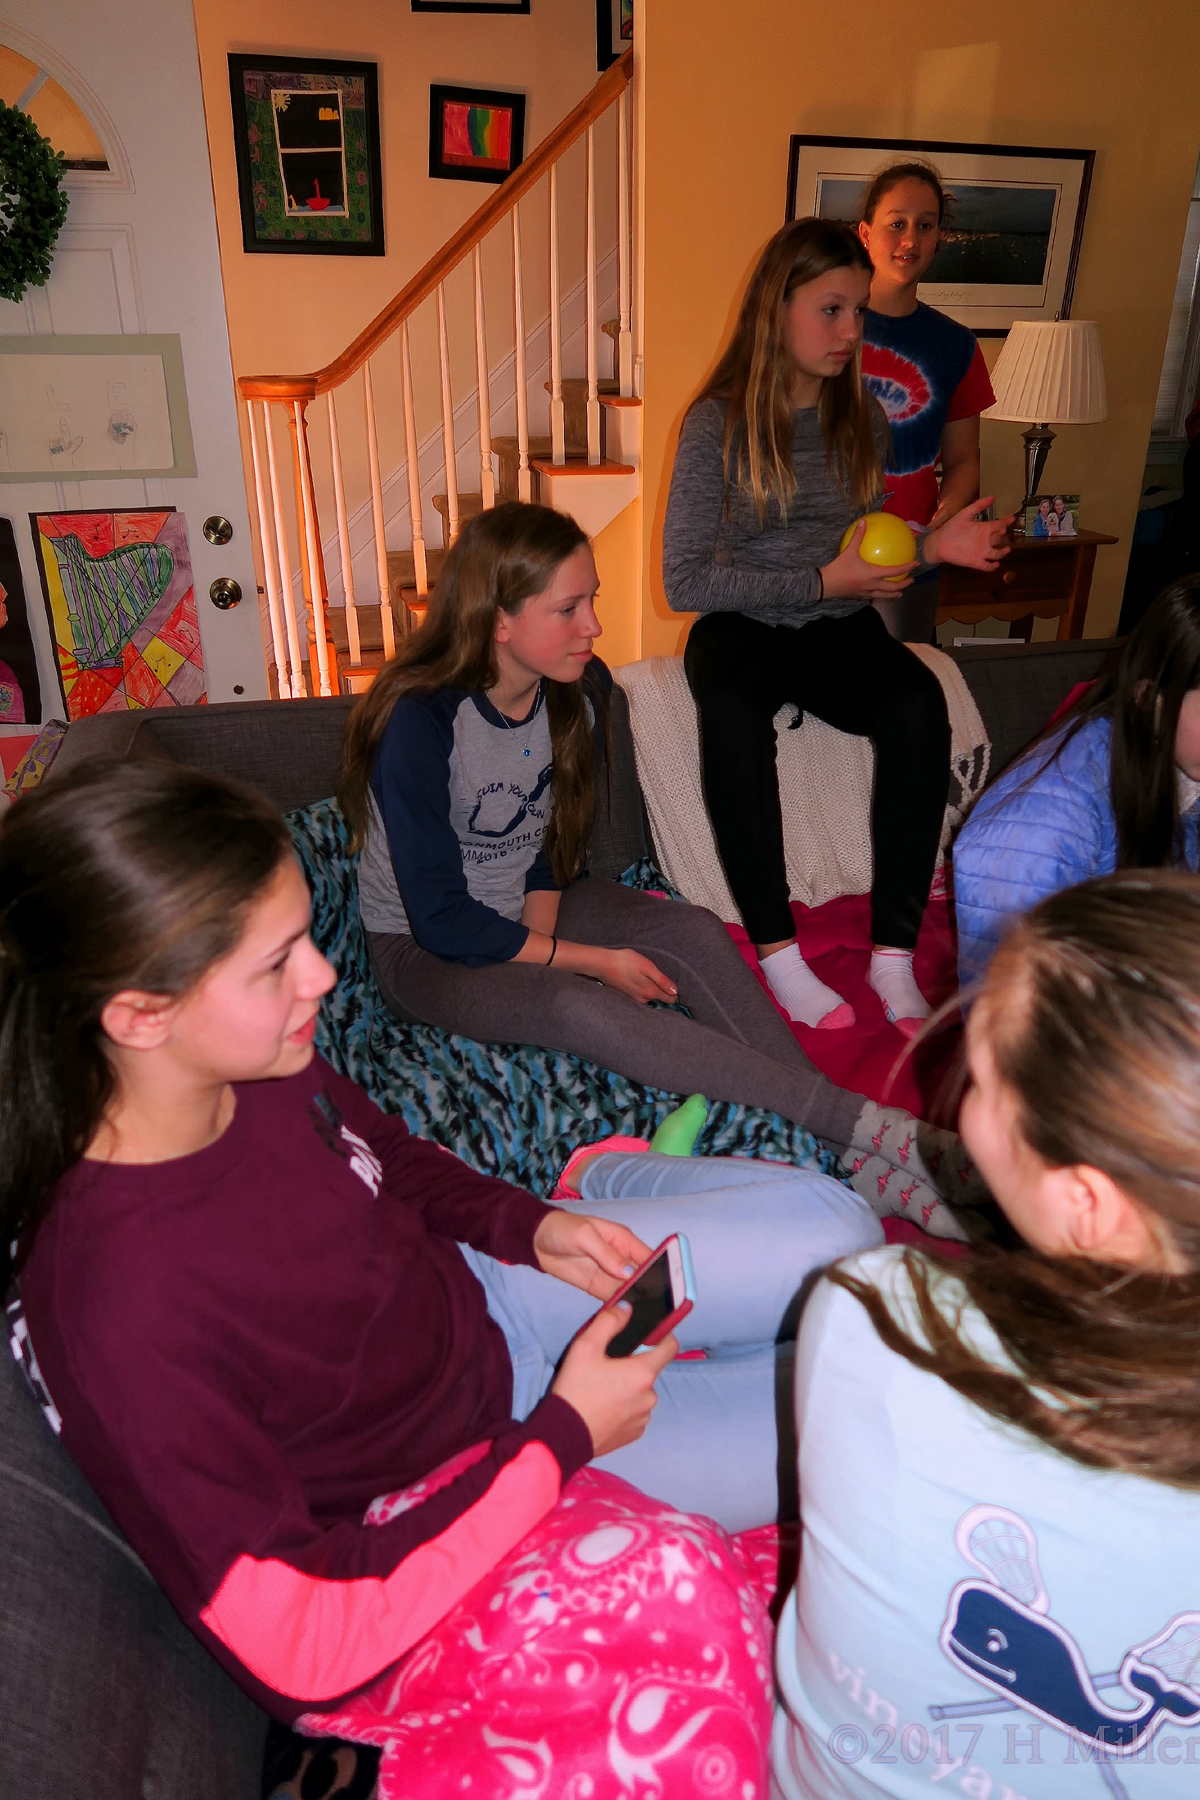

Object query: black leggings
[684,605,950,949]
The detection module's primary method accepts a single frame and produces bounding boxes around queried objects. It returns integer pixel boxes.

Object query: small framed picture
[428,84,525,184]
[597,0,633,70]
[412,0,529,9]
[228,55,384,255]
[1024,494,1080,539]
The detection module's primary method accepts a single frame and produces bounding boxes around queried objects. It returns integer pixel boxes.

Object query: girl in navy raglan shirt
[857,162,996,644]
[2,759,880,1721]
[339,500,981,1221]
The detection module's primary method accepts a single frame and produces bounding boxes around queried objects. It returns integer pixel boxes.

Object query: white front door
[0,0,267,725]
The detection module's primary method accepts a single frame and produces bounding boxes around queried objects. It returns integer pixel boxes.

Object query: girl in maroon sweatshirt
[0,759,875,1722]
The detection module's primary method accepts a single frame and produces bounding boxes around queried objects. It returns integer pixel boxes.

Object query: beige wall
[192,0,604,382]
[637,1,1200,657]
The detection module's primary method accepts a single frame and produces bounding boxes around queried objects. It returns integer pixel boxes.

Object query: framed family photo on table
[786,135,1094,335]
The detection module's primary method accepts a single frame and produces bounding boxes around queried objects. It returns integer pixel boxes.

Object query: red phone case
[605,1235,694,1347]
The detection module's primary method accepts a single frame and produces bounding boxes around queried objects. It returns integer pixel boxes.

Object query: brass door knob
[209,577,242,609]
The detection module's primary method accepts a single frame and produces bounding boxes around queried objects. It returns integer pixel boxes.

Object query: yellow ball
[839,512,918,580]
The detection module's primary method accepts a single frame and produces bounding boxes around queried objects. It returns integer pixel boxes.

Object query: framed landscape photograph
[597,0,633,70]
[429,84,525,184]
[228,55,384,256]
[786,135,1094,335]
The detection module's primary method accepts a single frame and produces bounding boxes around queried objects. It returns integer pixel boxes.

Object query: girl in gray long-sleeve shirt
[664,217,1011,1035]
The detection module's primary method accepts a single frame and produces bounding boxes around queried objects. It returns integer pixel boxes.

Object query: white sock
[868,948,930,1030]
[759,943,854,1029]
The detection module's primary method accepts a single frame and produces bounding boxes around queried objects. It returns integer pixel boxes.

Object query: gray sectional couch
[2,636,1119,1798]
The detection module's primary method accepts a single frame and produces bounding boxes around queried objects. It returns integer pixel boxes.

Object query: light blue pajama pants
[461,1153,882,1532]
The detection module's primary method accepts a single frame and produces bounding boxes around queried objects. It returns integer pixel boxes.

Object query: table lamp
[982,320,1107,520]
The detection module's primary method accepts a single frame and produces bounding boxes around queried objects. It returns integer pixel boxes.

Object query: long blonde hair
[339,502,603,885]
[835,872,1200,1489]
[701,217,881,523]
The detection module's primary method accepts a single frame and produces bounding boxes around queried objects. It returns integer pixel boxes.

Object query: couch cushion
[947,638,1122,777]
[0,1321,266,1799]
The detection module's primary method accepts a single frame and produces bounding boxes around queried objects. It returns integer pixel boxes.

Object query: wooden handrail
[238,48,632,403]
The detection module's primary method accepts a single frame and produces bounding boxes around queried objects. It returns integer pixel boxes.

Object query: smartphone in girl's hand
[604,1234,695,1358]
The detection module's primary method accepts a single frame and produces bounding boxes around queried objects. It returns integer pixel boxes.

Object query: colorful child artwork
[30,509,206,720]
[597,0,633,68]
[429,85,525,185]
[0,515,42,723]
[228,56,384,256]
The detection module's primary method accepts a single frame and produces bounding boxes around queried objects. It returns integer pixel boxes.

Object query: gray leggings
[367,879,864,1151]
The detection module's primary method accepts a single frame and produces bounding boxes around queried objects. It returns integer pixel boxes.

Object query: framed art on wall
[30,508,206,720]
[786,136,1094,335]
[429,85,525,184]
[228,55,384,255]
[0,516,42,724]
[0,334,196,481]
[411,2,529,11]
[597,0,633,70]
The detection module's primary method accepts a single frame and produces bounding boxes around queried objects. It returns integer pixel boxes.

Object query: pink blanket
[300,1465,780,1799]
[729,879,965,1127]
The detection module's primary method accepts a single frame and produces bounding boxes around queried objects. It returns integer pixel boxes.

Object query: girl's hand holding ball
[821,515,917,600]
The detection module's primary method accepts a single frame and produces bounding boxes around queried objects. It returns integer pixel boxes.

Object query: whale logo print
[938,1506,1200,1761]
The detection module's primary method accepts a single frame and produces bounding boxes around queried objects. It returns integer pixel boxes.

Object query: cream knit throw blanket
[613,647,990,924]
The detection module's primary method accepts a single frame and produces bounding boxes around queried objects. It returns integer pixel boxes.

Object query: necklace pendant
[523,747,530,757]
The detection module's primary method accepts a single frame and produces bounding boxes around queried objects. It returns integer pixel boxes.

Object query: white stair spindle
[326,387,361,667]
[293,400,332,698]
[585,122,600,464]
[549,162,565,465]
[264,402,307,698]
[618,87,633,398]
[362,361,397,660]
[512,204,532,502]
[400,322,429,597]
[472,244,496,508]
[246,400,292,698]
[436,282,460,543]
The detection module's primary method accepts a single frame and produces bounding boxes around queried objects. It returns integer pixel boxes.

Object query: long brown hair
[859,159,948,226]
[699,218,881,523]
[833,871,1200,1490]
[339,502,603,885]
[0,760,292,1287]
[1023,575,1200,868]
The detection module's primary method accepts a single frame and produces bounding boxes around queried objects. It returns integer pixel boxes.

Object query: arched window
[0,44,109,171]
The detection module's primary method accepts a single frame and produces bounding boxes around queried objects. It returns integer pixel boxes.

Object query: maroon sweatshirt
[18,1056,593,1720]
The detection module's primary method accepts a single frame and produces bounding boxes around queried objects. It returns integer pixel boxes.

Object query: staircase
[237,50,637,700]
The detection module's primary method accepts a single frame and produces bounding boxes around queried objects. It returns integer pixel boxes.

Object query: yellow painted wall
[191,0,607,384]
[637,1,1200,656]
[591,496,641,670]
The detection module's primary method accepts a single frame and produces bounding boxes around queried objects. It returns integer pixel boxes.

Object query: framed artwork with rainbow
[428,84,525,185]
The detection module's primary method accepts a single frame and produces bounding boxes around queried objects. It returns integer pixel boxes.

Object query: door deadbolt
[209,577,242,609]
[203,515,234,545]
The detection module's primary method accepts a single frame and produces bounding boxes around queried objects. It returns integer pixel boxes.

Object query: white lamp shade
[983,320,1108,425]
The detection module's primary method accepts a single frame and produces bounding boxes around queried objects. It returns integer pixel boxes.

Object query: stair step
[386,547,447,594]
[529,456,635,477]
[432,489,485,548]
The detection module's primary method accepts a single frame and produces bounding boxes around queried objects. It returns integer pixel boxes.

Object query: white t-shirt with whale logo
[772,1247,1200,1800]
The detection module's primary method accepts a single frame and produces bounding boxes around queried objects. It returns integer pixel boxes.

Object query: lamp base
[1021,423,1056,511]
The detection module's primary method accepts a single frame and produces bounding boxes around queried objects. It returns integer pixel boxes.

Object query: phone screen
[605,1249,674,1358]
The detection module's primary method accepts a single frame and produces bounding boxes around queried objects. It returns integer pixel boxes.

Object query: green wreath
[0,100,69,304]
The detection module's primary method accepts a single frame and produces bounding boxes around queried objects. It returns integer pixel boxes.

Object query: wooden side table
[936,527,1119,642]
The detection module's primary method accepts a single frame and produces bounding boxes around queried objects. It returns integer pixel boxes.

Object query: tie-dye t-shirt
[773,1246,1200,1797]
[862,304,994,530]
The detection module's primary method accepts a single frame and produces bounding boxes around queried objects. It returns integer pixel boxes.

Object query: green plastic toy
[649,1093,708,1156]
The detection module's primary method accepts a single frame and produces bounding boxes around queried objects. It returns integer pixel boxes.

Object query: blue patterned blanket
[287,799,842,1197]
